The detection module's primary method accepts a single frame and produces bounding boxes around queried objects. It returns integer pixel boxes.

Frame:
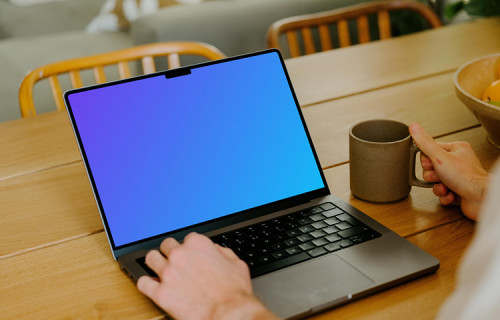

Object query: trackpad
[252,254,374,318]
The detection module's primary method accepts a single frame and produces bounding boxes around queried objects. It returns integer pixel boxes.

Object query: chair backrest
[19,41,226,118]
[266,0,442,58]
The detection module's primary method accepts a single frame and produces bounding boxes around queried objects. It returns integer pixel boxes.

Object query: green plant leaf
[445,1,465,19]
[465,0,500,17]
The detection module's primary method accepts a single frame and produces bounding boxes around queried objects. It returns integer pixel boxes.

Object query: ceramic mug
[349,119,433,203]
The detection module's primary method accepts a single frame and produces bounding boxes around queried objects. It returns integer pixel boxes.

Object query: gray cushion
[0,0,104,39]
[0,31,132,121]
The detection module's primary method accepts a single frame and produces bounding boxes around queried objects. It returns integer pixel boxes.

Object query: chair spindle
[378,10,392,39]
[48,75,65,111]
[142,56,156,74]
[301,27,316,55]
[286,30,301,58]
[118,61,132,79]
[357,15,370,43]
[337,19,351,48]
[69,70,83,88]
[93,66,107,84]
[318,24,333,51]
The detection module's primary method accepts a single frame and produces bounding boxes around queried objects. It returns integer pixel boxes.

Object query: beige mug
[349,119,433,203]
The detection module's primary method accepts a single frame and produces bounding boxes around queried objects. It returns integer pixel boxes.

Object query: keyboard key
[310,214,325,222]
[243,251,257,259]
[312,237,328,247]
[338,226,369,239]
[336,213,351,221]
[335,221,352,230]
[337,213,360,225]
[285,246,302,255]
[258,255,275,264]
[338,239,354,248]
[233,247,245,254]
[309,206,324,214]
[323,208,344,217]
[246,243,258,251]
[284,221,299,229]
[257,247,271,255]
[271,242,286,251]
[324,217,340,225]
[272,225,285,232]
[298,217,313,225]
[298,225,315,233]
[247,260,259,268]
[312,221,328,229]
[284,238,300,247]
[286,229,302,237]
[320,202,335,210]
[307,247,327,257]
[272,251,289,260]
[297,234,313,243]
[325,243,341,252]
[322,226,339,234]
[250,252,310,278]
[269,234,285,242]
[260,238,272,246]
[299,242,316,251]
[325,234,342,242]
[310,230,327,238]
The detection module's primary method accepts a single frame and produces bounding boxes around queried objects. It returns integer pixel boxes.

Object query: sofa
[0,0,437,122]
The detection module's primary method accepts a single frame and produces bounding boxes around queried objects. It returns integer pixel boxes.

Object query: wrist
[464,170,490,220]
[214,293,279,320]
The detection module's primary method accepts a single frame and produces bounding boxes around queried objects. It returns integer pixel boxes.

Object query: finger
[409,123,446,163]
[137,275,160,297]
[160,237,181,256]
[215,243,241,262]
[145,249,168,276]
[439,192,456,206]
[433,183,449,197]
[422,170,441,183]
[420,153,434,171]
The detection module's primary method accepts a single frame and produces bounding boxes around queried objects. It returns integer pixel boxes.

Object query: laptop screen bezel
[64,49,330,258]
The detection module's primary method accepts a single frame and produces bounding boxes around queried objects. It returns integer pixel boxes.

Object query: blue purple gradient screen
[68,52,324,247]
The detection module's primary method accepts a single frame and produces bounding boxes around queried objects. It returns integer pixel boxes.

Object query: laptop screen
[66,50,326,248]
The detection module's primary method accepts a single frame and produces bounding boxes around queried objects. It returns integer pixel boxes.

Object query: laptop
[64,49,439,319]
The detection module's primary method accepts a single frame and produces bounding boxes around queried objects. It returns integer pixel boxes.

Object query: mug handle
[409,144,434,188]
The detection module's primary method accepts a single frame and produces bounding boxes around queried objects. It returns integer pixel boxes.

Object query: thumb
[409,123,444,162]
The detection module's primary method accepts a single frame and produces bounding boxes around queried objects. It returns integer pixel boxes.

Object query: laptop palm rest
[252,254,373,319]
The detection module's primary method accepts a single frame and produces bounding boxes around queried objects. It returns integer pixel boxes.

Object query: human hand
[409,123,489,220]
[137,232,279,320]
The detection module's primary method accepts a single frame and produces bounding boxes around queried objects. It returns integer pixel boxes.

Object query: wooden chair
[267,0,442,58]
[19,41,226,118]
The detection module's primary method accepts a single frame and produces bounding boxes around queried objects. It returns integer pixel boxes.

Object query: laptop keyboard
[210,202,381,278]
[136,202,380,278]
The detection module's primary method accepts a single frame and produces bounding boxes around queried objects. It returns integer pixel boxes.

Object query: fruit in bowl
[454,53,500,149]
[482,79,500,107]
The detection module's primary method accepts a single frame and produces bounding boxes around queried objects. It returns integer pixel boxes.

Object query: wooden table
[2,17,500,319]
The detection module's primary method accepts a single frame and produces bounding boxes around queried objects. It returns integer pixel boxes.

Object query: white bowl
[454,53,500,148]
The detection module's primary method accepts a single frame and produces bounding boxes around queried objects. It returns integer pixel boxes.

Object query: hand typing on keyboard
[137,232,280,320]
